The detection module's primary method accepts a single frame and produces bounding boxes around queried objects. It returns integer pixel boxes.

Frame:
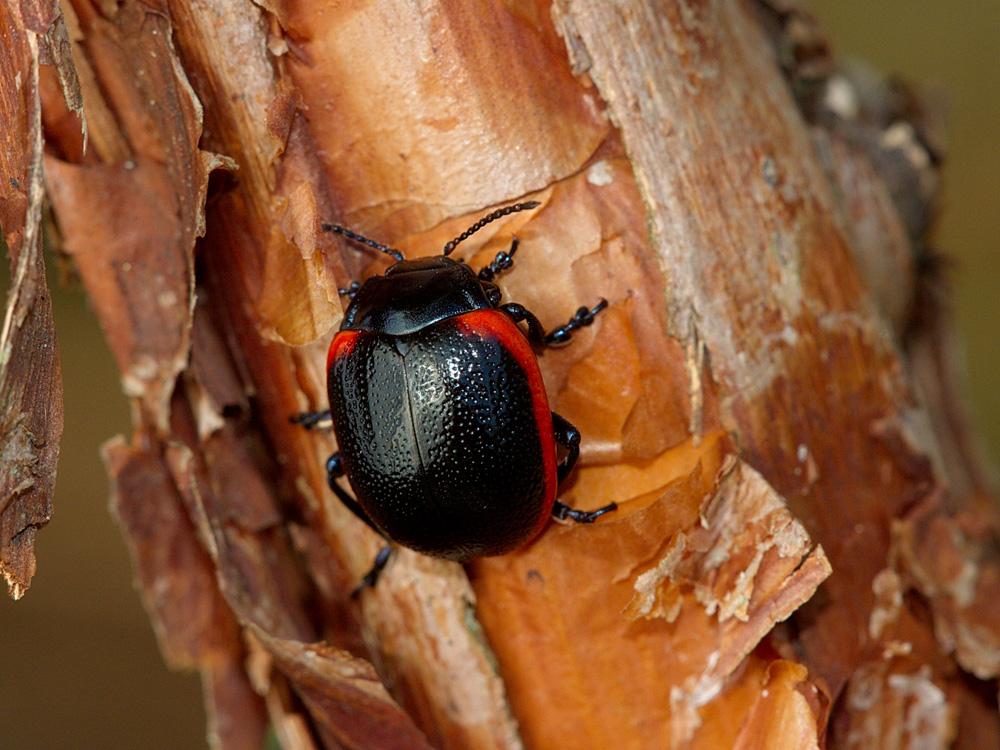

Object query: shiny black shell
[326,258,554,560]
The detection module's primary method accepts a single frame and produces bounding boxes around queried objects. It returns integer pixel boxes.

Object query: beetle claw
[338,281,362,298]
[552,500,618,524]
[350,545,393,598]
[542,298,609,346]
[477,236,520,282]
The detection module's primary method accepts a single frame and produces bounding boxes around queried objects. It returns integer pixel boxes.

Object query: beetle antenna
[322,223,404,262]
[442,201,540,256]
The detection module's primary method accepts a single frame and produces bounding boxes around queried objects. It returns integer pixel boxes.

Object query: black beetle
[296,201,615,594]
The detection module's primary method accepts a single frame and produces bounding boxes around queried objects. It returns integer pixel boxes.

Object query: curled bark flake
[253,626,435,750]
[692,657,829,750]
[624,457,831,682]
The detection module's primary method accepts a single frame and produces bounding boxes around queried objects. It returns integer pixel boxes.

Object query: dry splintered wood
[9,0,999,748]
[0,1,65,599]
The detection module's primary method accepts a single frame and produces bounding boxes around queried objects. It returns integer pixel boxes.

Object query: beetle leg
[351,545,393,598]
[338,280,362,299]
[551,412,581,483]
[551,412,618,522]
[552,500,617,523]
[325,453,383,536]
[498,303,548,347]
[326,455,396,596]
[291,410,332,429]
[543,299,608,346]
[500,299,608,348]
[477,236,520,282]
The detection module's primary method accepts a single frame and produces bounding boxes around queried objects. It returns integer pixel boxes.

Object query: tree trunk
[5,0,999,748]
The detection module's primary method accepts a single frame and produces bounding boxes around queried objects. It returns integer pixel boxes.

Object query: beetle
[296,201,615,594]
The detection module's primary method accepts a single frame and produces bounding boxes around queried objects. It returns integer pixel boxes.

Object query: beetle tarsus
[338,280,362,298]
[544,299,608,346]
[477,236,520,282]
[351,545,393,598]
[291,410,332,429]
[552,500,618,523]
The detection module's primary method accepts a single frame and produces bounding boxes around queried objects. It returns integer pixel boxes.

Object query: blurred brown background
[2,2,997,748]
